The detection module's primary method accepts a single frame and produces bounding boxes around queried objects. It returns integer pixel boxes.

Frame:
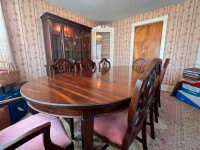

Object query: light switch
[166,42,170,48]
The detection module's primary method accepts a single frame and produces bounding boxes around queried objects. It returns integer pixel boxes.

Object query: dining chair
[80,59,97,72]
[99,58,111,72]
[0,97,74,150]
[49,58,75,140]
[49,58,76,76]
[154,58,170,122]
[94,58,162,150]
[132,58,150,73]
[147,58,170,140]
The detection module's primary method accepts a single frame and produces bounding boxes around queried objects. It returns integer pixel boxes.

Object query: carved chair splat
[80,59,97,72]
[49,58,76,76]
[132,58,150,73]
[99,58,111,72]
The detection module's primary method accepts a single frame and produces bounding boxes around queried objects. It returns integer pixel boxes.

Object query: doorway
[129,16,168,65]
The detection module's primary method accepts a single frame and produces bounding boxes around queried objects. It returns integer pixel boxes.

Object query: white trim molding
[91,25,114,66]
[129,16,168,66]
[161,84,174,92]
[195,43,200,68]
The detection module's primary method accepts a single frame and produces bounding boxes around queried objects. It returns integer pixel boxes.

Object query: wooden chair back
[122,58,162,148]
[80,59,96,72]
[132,58,150,73]
[155,58,170,97]
[49,58,74,76]
[99,58,111,72]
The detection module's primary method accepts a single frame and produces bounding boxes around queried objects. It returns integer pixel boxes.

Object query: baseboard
[161,84,174,92]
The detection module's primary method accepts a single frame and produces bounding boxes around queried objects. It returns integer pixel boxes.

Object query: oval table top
[21,66,143,150]
[21,66,142,116]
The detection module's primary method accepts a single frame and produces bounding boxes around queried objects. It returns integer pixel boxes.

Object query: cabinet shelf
[101,46,110,49]
[101,38,110,41]
[101,51,109,55]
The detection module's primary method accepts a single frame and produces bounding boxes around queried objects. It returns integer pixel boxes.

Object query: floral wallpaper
[1,0,98,81]
[107,0,200,86]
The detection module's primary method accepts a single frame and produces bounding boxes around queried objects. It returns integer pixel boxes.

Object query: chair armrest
[0,122,63,150]
[0,96,23,108]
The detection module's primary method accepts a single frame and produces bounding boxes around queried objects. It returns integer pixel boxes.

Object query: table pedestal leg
[81,110,94,150]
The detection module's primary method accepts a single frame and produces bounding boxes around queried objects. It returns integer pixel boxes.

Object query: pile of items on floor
[176,68,200,109]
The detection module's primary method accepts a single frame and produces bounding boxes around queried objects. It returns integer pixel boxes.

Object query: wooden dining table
[20,66,142,150]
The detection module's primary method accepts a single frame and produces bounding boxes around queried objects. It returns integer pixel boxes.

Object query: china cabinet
[41,12,92,72]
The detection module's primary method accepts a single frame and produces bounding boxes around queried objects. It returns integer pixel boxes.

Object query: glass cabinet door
[64,26,74,63]
[96,32,110,59]
[83,31,90,60]
[51,22,62,62]
[74,29,82,63]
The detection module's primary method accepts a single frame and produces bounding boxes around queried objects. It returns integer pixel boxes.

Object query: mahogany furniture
[20,66,144,150]
[49,58,76,76]
[49,58,75,140]
[99,58,111,72]
[147,58,170,140]
[132,58,149,73]
[80,58,97,72]
[156,58,170,108]
[93,58,162,150]
[41,12,92,73]
[0,106,10,130]
[0,97,74,150]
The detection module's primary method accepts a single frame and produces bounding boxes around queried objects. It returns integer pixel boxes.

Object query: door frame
[91,25,114,66]
[129,16,168,66]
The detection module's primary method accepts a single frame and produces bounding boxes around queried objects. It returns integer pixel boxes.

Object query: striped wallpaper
[1,0,98,81]
[2,0,200,86]
[106,0,200,86]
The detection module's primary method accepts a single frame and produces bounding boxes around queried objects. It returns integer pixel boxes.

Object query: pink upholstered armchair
[0,97,74,150]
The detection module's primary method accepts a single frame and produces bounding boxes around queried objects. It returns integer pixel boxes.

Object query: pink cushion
[0,113,72,150]
[94,109,128,144]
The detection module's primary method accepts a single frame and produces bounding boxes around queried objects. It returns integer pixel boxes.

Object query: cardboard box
[182,83,200,97]
[176,90,200,109]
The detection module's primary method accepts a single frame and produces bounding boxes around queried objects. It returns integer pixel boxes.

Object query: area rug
[60,91,200,150]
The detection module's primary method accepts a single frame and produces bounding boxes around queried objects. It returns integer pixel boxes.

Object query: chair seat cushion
[94,109,128,144]
[0,113,72,150]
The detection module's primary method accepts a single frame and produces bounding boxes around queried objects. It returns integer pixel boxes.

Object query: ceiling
[46,0,186,24]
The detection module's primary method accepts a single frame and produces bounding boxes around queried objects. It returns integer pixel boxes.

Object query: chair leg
[154,102,159,123]
[150,104,155,140]
[66,142,74,150]
[101,144,109,150]
[69,118,74,140]
[158,89,161,107]
[142,117,147,150]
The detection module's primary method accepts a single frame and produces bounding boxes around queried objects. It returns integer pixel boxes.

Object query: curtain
[0,1,15,70]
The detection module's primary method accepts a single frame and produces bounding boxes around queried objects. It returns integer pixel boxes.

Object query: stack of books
[183,68,200,80]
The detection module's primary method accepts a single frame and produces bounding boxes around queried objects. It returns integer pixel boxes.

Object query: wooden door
[133,21,163,62]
